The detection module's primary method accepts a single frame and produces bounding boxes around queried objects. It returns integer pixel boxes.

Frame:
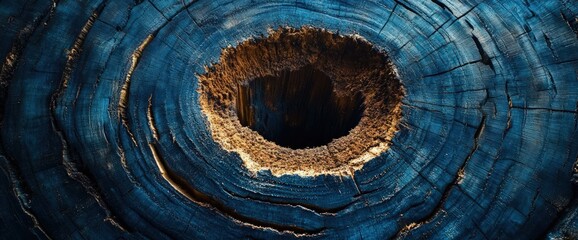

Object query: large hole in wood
[198,27,404,175]
[236,64,364,149]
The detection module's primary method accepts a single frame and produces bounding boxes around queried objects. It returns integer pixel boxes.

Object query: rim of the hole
[198,26,405,176]
[234,64,366,149]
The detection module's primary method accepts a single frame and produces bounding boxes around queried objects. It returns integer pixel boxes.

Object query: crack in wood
[1,0,576,238]
[472,34,495,71]
[222,186,353,215]
[146,96,159,141]
[431,0,455,15]
[543,33,559,62]
[0,155,52,239]
[117,144,139,185]
[560,11,578,38]
[118,33,155,147]
[378,4,397,35]
[511,106,578,113]
[0,6,52,122]
[394,114,486,238]
[147,143,325,236]
[47,3,128,232]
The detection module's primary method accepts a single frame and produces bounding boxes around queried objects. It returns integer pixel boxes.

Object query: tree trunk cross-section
[0,0,577,239]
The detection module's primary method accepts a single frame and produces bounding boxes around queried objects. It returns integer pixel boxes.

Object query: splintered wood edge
[198,27,405,177]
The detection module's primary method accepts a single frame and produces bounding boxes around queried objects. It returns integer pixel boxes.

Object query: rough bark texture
[0,0,577,239]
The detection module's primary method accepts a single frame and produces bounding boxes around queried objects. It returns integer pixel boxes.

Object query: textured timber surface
[198,27,404,176]
[0,0,577,239]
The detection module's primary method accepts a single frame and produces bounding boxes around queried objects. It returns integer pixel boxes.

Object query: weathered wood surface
[0,0,577,239]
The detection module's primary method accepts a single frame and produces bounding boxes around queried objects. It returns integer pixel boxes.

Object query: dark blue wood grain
[0,0,576,239]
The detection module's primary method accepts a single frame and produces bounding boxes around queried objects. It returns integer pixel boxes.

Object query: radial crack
[472,34,495,71]
[394,115,486,238]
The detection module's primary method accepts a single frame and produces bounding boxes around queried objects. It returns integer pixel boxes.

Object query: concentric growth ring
[0,0,577,239]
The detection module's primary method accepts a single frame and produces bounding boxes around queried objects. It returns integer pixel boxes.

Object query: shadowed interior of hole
[236,64,364,149]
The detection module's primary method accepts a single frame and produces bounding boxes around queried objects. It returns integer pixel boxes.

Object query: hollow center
[236,65,364,149]
[199,27,404,175]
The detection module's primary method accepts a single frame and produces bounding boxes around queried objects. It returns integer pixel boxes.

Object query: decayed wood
[198,27,404,176]
[0,0,576,239]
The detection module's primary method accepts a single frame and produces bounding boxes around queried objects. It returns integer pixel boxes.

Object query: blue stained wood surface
[0,0,577,239]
